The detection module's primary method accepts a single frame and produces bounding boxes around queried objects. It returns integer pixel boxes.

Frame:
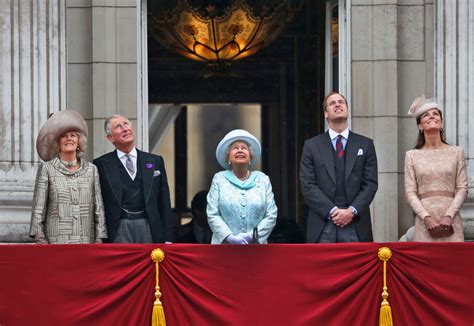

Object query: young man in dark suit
[93,115,172,243]
[300,92,378,242]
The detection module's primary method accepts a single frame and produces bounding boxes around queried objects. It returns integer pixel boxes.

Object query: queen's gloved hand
[237,232,253,243]
[226,234,248,244]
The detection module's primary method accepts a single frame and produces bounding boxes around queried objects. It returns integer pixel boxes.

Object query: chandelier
[148,0,303,72]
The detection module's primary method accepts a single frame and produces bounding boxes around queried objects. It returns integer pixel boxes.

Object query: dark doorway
[147,1,327,242]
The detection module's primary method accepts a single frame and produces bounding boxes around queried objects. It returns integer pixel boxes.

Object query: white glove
[226,234,248,245]
[237,232,253,243]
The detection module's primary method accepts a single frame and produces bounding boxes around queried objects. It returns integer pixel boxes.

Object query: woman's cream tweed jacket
[30,157,107,244]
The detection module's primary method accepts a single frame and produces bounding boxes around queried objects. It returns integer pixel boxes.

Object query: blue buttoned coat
[207,170,278,244]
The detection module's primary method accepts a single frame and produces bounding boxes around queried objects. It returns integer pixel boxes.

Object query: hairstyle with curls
[104,114,132,136]
[414,109,448,149]
[322,91,348,111]
[50,131,87,158]
[224,140,254,166]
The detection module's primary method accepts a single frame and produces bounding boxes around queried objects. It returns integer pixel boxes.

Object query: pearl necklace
[238,170,250,181]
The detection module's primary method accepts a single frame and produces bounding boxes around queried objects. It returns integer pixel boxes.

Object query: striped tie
[336,135,344,159]
[125,154,135,175]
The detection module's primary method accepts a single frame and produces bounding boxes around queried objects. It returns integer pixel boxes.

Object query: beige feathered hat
[36,109,88,161]
[407,95,441,118]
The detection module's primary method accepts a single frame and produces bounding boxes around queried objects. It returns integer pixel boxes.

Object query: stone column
[0,0,66,242]
[350,0,435,241]
[435,0,474,239]
[351,1,400,242]
[67,0,141,158]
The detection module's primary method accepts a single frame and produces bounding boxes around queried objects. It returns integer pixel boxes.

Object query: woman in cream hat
[404,96,467,241]
[30,109,107,244]
[207,129,277,244]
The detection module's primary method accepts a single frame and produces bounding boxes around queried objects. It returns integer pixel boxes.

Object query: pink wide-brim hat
[36,109,88,161]
[407,95,441,118]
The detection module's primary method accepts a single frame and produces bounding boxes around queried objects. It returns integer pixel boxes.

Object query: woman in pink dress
[404,95,467,242]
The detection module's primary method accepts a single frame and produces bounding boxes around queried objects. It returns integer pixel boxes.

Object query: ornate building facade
[1,0,473,242]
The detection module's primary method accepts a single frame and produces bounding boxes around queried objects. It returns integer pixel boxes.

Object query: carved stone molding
[0,0,66,241]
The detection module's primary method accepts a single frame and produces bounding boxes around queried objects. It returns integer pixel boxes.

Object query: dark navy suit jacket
[300,131,378,242]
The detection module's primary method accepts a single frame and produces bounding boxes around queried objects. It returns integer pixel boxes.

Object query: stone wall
[67,0,140,158]
[350,0,430,241]
[0,0,67,241]
[435,0,474,239]
[350,0,474,240]
[0,0,141,242]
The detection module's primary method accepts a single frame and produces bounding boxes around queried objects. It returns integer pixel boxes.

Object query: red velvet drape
[0,243,472,325]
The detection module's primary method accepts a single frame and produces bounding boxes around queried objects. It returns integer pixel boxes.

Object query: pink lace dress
[404,146,467,242]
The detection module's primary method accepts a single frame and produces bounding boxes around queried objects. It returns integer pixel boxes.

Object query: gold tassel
[378,247,393,326]
[151,248,166,326]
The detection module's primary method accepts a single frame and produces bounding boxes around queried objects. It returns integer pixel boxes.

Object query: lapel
[344,131,359,181]
[138,150,154,204]
[103,151,123,205]
[318,132,336,184]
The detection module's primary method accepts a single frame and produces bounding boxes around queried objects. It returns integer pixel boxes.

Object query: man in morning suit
[93,115,172,243]
[300,92,378,242]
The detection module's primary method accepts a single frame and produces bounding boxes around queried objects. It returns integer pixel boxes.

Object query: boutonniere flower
[146,163,154,169]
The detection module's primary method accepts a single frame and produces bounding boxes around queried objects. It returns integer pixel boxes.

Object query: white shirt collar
[116,147,137,159]
[328,127,349,140]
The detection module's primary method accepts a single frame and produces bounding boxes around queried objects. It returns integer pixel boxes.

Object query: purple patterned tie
[336,135,344,159]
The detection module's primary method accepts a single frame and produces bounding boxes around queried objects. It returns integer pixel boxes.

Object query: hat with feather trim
[408,95,441,118]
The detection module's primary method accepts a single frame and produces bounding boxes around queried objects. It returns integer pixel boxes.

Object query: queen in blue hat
[207,129,277,244]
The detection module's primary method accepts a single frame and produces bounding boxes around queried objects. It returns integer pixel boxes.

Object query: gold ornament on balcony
[148,0,303,73]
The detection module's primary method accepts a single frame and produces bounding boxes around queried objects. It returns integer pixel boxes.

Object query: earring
[419,129,423,133]
[228,161,231,165]
[249,160,252,166]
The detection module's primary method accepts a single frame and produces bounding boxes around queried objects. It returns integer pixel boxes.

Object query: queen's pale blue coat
[207,170,277,244]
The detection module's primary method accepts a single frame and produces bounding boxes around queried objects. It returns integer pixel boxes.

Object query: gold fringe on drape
[151,248,166,326]
[378,247,393,326]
